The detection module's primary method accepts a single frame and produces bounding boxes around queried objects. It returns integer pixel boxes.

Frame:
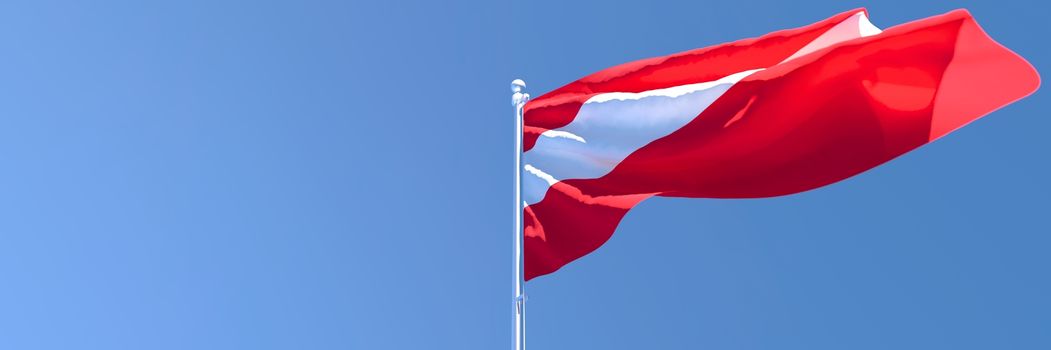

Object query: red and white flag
[522,9,1039,280]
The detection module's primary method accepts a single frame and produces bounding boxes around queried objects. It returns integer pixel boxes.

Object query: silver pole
[511,79,529,350]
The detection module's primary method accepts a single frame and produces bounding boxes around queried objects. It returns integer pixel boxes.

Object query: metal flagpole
[511,79,529,350]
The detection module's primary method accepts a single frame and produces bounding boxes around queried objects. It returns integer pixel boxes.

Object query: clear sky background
[0,0,1046,349]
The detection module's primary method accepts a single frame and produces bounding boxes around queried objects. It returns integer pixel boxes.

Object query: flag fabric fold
[522,8,1039,281]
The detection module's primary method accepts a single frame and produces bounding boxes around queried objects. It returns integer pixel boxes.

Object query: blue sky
[0,0,1047,349]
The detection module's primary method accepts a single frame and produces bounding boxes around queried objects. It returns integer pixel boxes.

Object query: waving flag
[522,9,1039,280]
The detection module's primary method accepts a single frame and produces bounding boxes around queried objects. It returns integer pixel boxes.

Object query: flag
[522,9,1039,280]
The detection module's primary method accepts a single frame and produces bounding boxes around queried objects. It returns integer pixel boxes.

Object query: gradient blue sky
[0,0,1047,349]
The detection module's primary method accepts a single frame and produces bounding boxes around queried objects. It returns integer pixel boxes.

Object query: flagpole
[511,79,529,350]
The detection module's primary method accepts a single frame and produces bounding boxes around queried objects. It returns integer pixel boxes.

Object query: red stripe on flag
[522,9,866,151]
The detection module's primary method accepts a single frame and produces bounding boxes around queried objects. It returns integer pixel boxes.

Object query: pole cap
[511,79,526,93]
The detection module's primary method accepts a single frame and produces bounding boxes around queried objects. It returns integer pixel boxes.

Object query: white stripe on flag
[522,69,761,205]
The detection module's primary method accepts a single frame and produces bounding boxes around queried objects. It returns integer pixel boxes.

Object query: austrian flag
[521,9,1039,280]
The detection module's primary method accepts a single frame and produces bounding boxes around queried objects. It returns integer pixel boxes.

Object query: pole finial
[511,79,526,93]
[512,79,530,108]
